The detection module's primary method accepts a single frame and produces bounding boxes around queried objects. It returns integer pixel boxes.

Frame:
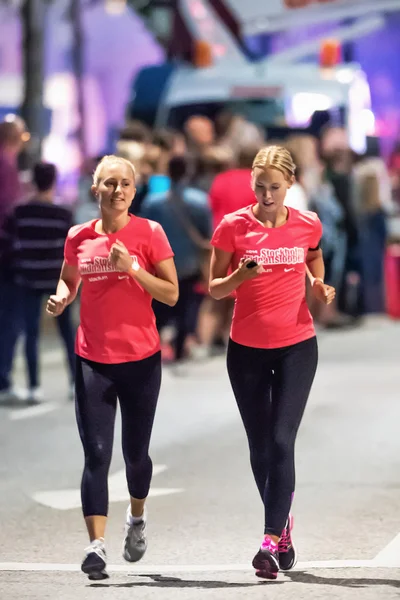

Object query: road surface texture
[1,316,399,599]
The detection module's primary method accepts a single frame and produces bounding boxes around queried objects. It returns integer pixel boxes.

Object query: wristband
[131,257,140,272]
[128,256,140,277]
[312,277,324,286]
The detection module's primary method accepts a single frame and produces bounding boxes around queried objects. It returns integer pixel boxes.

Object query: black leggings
[75,351,162,517]
[227,336,318,537]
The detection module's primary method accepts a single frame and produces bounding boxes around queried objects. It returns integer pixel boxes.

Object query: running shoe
[27,387,44,405]
[123,505,148,562]
[81,538,109,580]
[278,514,297,571]
[252,536,279,580]
[0,387,28,402]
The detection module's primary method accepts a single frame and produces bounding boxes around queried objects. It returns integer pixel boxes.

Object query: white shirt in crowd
[284,182,309,212]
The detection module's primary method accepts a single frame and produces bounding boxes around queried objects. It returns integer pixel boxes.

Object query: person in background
[141,145,171,197]
[189,145,236,355]
[119,121,152,146]
[209,144,259,229]
[116,122,152,216]
[0,163,75,403]
[75,156,102,225]
[184,115,215,155]
[0,115,28,230]
[215,110,265,158]
[0,115,29,400]
[322,140,359,314]
[128,128,187,216]
[309,169,349,328]
[284,162,309,212]
[140,156,212,367]
[193,145,260,358]
[190,146,234,194]
[285,134,321,200]
[388,141,400,207]
[353,149,394,313]
[116,122,150,165]
[152,128,186,161]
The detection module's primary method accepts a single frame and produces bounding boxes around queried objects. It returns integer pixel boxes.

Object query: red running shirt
[211,205,323,349]
[64,216,174,363]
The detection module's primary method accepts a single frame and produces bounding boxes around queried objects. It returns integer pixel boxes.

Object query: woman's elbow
[208,283,222,301]
[166,287,179,307]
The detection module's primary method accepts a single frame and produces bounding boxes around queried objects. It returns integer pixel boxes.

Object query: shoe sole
[123,548,146,562]
[88,570,109,581]
[255,569,278,580]
[122,536,147,563]
[252,549,279,579]
[81,554,109,580]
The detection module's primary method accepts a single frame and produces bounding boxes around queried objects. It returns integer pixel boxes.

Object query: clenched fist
[46,295,67,317]
[109,239,133,273]
[312,279,336,305]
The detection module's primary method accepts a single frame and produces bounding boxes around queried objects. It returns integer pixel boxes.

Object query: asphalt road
[1,316,400,599]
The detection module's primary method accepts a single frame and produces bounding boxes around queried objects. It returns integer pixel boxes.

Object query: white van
[129,59,372,153]
[128,0,374,152]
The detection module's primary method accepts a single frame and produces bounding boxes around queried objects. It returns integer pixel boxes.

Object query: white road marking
[373,533,400,566]
[9,402,58,421]
[32,465,183,510]
[0,560,395,574]
[3,532,400,574]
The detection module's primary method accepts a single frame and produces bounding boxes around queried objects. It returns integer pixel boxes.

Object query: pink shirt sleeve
[309,216,323,249]
[64,228,79,266]
[148,223,174,265]
[211,217,235,253]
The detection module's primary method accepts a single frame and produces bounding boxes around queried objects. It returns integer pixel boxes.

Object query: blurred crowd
[1,110,400,398]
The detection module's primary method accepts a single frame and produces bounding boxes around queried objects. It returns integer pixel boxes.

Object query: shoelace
[261,537,278,553]
[129,519,146,542]
[85,540,105,556]
[278,527,291,553]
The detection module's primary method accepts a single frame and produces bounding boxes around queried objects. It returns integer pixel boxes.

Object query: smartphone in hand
[246,260,258,269]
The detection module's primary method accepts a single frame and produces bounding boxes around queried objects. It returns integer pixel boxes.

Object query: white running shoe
[27,387,44,405]
[123,505,148,562]
[0,387,28,402]
[81,538,109,580]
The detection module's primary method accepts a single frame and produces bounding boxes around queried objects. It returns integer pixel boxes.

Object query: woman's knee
[125,453,151,476]
[84,440,112,472]
[271,433,295,465]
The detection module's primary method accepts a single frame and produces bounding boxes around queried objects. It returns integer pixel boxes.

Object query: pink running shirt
[64,216,174,363]
[211,205,322,349]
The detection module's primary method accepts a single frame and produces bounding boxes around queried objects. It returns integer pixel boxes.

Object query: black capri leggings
[227,336,318,538]
[75,351,162,517]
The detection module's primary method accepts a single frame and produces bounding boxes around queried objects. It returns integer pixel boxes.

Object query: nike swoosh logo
[118,275,128,280]
[284,268,295,272]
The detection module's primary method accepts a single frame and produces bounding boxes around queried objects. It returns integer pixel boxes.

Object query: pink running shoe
[278,514,297,571]
[252,536,279,580]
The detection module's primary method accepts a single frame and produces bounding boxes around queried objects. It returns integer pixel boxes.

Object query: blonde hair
[93,155,136,186]
[252,145,296,182]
